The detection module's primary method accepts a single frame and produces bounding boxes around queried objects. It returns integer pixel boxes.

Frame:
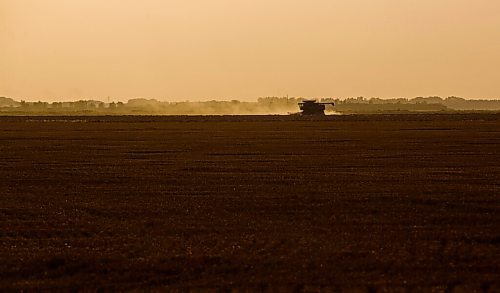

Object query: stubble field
[1,114,499,291]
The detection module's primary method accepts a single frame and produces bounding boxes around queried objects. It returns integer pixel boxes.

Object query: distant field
[1,114,499,291]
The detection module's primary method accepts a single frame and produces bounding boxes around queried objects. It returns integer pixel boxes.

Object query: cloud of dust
[123,98,302,115]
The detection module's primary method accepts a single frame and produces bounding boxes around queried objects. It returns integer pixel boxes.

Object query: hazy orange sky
[2,0,500,101]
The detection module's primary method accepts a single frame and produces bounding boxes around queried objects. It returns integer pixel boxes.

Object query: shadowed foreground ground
[1,114,499,291]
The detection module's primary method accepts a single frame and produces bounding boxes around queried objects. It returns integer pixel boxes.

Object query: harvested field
[1,114,499,291]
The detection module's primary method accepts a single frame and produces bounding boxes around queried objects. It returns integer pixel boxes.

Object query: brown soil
[1,114,499,291]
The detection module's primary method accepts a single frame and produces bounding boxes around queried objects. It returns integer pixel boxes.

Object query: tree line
[1,96,500,115]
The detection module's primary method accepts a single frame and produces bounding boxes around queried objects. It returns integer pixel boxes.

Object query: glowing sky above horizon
[2,0,500,101]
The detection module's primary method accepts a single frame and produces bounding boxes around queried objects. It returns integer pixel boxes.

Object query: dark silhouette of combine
[298,100,335,115]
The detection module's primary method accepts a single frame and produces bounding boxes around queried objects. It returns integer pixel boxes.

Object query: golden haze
[1,0,500,101]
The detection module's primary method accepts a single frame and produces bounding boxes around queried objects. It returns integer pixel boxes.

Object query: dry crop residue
[1,114,499,291]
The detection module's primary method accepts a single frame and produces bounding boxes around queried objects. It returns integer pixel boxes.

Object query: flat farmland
[1,114,500,291]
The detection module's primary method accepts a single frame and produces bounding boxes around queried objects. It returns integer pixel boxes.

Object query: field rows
[1,115,499,290]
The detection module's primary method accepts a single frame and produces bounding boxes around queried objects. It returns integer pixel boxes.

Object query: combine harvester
[298,100,335,115]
